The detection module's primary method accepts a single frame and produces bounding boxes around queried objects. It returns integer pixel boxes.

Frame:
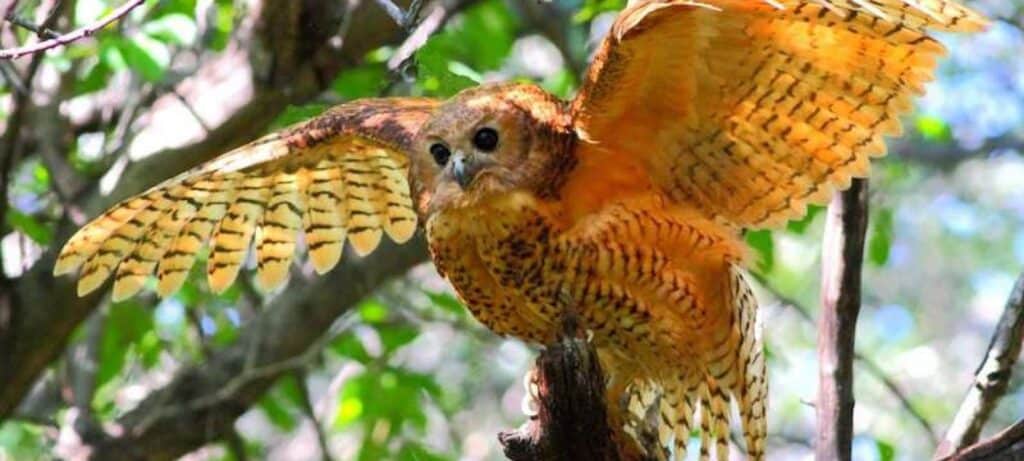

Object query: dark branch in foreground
[935,271,1024,459]
[816,179,870,461]
[498,313,658,461]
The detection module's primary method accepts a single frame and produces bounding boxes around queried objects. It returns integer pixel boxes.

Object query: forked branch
[0,0,145,59]
[935,271,1024,458]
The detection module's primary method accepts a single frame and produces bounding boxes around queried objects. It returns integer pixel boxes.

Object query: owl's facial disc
[409,82,571,216]
[429,125,501,189]
[415,99,526,205]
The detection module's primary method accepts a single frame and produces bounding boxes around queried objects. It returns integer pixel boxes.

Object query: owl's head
[410,82,573,216]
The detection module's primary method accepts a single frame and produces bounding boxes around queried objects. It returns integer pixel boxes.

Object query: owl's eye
[430,143,451,166]
[472,127,499,152]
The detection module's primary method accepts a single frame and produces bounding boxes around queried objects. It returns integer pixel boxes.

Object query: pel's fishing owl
[56,1,986,458]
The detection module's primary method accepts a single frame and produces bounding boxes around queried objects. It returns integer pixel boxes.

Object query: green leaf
[424,291,465,317]
[868,207,894,267]
[332,64,388,100]
[98,301,155,388]
[358,300,389,324]
[118,35,170,82]
[573,0,627,22]
[142,13,197,46]
[329,333,372,363]
[876,439,896,461]
[257,376,304,430]
[210,312,239,346]
[377,326,419,353]
[5,209,53,244]
[269,104,327,130]
[258,394,296,430]
[915,115,952,143]
[416,43,477,98]
[414,0,518,97]
[542,69,577,99]
[75,60,112,94]
[99,39,127,71]
[209,1,235,51]
[398,443,448,461]
[334,378,364,429]
[276,374,305,409]
[745,230,774,273]
[334,394,364,428]
[786,205,823,235]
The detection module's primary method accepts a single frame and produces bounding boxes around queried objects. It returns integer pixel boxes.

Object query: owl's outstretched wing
[568,0,985,229]
[55,98,439,300]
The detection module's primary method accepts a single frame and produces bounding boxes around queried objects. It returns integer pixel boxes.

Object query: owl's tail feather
[655,267,766,460]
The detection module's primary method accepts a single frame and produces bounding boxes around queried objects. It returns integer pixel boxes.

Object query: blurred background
[0,0,1021,460]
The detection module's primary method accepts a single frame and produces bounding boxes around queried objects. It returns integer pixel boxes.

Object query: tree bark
[498,314,660,461]
[935,271,1024,459]
[816,179,870,461]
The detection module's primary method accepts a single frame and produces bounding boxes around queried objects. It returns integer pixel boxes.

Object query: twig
[0,0,67,249]
[64,309,106,441]
[934,271,1024,459]
[372,0,422,31]
[755,276,939,444]
[171,88,211,133]
[0,58,26,93]
[294,370,336,461]
[5,13,61,39]
[940,419,1024,461]
[0,0,144,59]
[816,178,870,461]
[134,314,356,435]
[385,0,479,80]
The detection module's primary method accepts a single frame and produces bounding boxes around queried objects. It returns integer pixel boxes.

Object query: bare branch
[386,0,479,74]
[0,0,143,59]
[935,271,1024,459]
[5,12,61,39]
[755,277,939,444]
[940,419,1024,461]
[816,179,870,461]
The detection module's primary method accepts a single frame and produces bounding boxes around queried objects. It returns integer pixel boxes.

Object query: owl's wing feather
[568,0,985,229]
[55,98,438,300]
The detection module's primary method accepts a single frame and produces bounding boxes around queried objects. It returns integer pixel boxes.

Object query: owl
[55,1,986,459]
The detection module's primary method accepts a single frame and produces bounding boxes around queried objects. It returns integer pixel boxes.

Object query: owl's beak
[451,151,478,190]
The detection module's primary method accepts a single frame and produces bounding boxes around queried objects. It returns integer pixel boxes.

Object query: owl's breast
[425,192,564,343]
[424,191,748,367]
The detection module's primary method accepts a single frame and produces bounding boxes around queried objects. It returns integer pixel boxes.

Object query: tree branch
[816,178,870,461]
[0,0,416,421]
[0,0,144,59]
[86,238,429,461]
[934,271,1024,459]
[498,312,653,461]
[940,419,1024,461]
[754,275,938,444]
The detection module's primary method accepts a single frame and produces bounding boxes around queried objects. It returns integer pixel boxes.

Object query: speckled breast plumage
[426,191,747,368]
